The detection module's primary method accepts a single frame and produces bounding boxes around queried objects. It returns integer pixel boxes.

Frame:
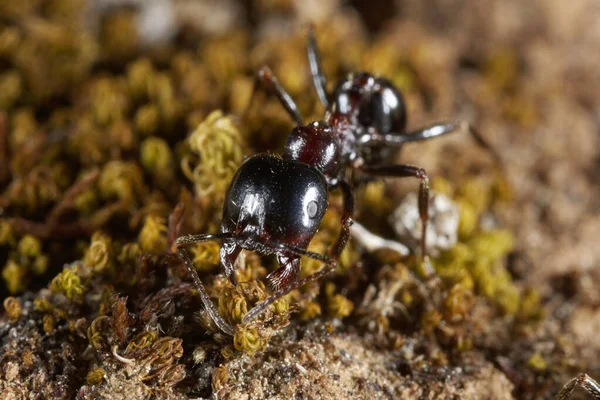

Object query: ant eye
[307,201,318,218]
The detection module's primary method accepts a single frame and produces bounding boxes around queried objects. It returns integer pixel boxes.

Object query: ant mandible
[175,27,500,336]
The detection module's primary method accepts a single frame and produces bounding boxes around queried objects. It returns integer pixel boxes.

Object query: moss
[134,104,160,136]
[127,58,155,101]
[2,259,27,294]
[300,301,322,320]
[42,313,56,334]
[125,331,158,354]
[138,215,168,254]
[233,324,269,355]
[3,297,22,322]
[0,71,22,110]
[83,232,113,274]
[212,365,229,394]
[99,9,138,61]
[50,265,88,303]
[86,368,106,385]
[31,254,49,275]
[98,161,146,206]
[182,110,245,203]
[421,310,443,335]
[430,177,521,315]
[140,137,174,178]
[483,47,519,93]
[519,289,545,322]
[190,241,221,272]
[0,222,15,246]
[528,352,547,371]
[221,345,235,359]
[326,283,354,319]
[443,284,474,322]
[218,282,252,325]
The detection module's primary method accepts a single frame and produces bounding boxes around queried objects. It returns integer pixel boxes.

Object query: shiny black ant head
[331,72,407,135]
[221,154,328,249]
[283,121,341,184]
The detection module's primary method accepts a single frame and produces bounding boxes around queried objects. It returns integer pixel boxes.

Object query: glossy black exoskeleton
[176,27,500,335]
[221,155,328,288]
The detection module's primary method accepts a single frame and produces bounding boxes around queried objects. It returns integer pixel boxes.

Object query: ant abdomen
[330,73,407,136]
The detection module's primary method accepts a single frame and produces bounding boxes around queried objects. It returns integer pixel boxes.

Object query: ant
[555,374,600,400]
[175,27,500,336]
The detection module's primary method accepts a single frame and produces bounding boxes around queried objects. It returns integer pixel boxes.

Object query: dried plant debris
[0,0,597,399]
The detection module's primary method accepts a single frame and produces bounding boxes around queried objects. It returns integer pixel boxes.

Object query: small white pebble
[295,362,308,375]
[390,191,459,256]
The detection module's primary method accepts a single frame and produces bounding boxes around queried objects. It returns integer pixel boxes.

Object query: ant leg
[242,246,336,324]
[262,180,353,302]
[265,255,300,292]
[331,180,355,258]
[244,65,304,126]
[361,164,430,261]
[306,24,329,107]
[555,374,600,400]
[220,241,242,286]
[175,233,234,336]
[370,121,502,166]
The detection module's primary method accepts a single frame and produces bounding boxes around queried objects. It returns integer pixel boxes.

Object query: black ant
[555,374,600,400]
[175,27,500,336]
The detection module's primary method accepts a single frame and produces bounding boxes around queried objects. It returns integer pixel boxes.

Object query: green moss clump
[83,232,113,274]
[138,215,168,254]
[325,282,354,319]
[190,241,221,272]
[429,176,534,316]
[2,260,27,294]
[233,324,269,355]
[182,110,245,203]
[3,297,22,322]
[50,264,88,303]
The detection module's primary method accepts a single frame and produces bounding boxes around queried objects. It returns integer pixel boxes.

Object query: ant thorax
[283,121,342,185]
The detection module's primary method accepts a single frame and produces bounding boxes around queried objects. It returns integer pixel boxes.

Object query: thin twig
[46,168,100,226]
[6,217,92,239]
